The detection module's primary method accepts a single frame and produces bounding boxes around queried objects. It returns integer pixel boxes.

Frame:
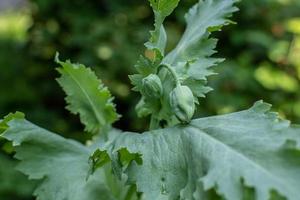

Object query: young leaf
[0,112,24,132]
[146,0,180,57]
[129,56,161,119]
[164,0,238,65]
[56,56,119,134]
[0,114,132,200]
[95,101,300,200]
[132,0,238,126]
[149,0,180,17]
[161,0,238,103]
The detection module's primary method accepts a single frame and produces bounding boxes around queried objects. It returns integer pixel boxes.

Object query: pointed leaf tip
[250,100,272,113]
[56,58,119,134]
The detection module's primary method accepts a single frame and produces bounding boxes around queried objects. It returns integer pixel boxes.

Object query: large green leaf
[56,56,119,134]
[96,101,300,200]
[0,115,129,200]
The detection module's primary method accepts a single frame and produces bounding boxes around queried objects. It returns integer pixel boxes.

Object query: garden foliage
[1,0,300,200]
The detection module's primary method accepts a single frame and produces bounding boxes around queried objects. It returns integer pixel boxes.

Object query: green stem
[158,64,181,86]
[103,164,119,197]
[150,115,160,130]
[124,185,137,200]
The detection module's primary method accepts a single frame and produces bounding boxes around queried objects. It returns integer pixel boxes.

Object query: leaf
[134,55,158,76]
[96,101,300,200]
[135,0,239,125]
[161,0,238,100]
[56,55,119,134]
[129,56,162,119]
[0,112,24,133]
[145,0,180,57]
[164,0,238,65]
[0,114,129,200]
[0,153,36,198]
[149,0,180,17]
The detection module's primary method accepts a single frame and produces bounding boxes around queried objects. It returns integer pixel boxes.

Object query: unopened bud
[142,74,163,99]
[169,85,195,123]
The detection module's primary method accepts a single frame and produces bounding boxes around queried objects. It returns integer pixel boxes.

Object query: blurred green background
[0,0,300,199]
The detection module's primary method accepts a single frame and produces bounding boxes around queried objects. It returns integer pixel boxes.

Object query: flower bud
[142,74,163,99]
[169,85,195,123]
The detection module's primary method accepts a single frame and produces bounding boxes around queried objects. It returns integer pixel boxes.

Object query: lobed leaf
[149,0,180,17]
[145,0,180,57]
[162,0,238,100]
[56,55,119,134]
[133,0,239,125]
[0,112,24,133]
[0,114,130,200]
[164,0,238,65]
[95,101,300,200]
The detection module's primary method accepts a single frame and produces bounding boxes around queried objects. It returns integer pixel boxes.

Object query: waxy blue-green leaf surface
[135,0,239,125]
[164,0,238,65]
[0,115,130,200]
[162,0,238,102]
[56,57,119,134]
[97,101,300,200]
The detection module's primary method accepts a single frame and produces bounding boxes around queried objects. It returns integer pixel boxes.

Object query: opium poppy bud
[169,85,195,123]
[142,74,163,99]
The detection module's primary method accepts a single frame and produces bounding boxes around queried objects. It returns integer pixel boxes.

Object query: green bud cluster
[139,64,196,125]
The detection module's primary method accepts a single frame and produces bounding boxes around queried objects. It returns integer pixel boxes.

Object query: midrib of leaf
[65,67,105,126]
[186,3,226,39]
[165,2,232,65]
[188,126,296,196]
[175,10,216,57]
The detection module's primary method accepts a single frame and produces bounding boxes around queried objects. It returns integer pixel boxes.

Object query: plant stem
[150,115,160,130]
[124,185,137,200]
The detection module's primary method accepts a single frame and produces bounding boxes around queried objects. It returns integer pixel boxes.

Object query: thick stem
[150,115,160,130]
[158,64,181,86]
[124,185,137,200]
